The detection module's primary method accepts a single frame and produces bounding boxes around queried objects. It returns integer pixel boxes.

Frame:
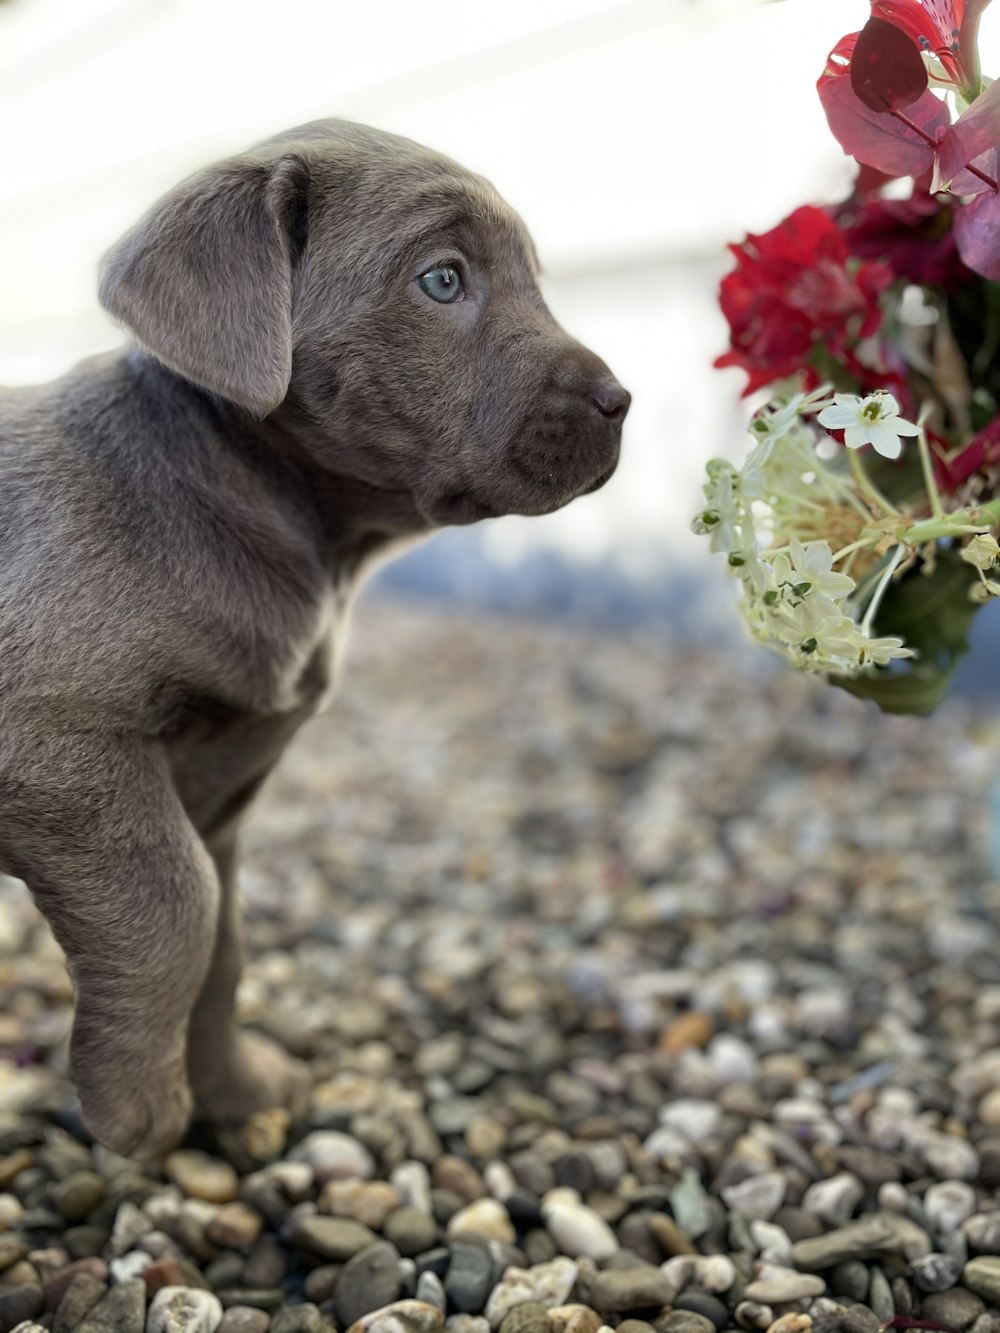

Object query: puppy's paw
[78,1061,193,1163]
[191,1031,311,1123]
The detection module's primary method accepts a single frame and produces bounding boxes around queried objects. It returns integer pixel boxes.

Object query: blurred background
[2,0,1000,680]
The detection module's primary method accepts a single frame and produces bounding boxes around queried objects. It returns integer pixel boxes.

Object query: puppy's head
[99,119,629,525]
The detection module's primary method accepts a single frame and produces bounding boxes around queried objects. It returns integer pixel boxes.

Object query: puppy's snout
[590,379,631,425]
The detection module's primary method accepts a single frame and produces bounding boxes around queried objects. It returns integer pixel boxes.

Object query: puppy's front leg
[186,825,309,1122]
[0,731,218,1159]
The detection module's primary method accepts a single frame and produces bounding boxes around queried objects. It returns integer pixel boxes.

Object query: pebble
[345,1299,444,1333]
[147,1286,224,1332]
[335,1242,404,1327]
[75,1277,146,1333]
[585,1265,677,1316]
[290,1133,374,1183]
[290,1216,378,1261]
[964,1257,1000,1305]
[743,1270,826,1303]
[911,1252,962,1292]
[720,1174,786,1222]
[483,1259,577,1325]
[446,1200,516,1247]
[541,1197,617,1261]
[217,1311,271,1333]
[165,1153,239,1206]
[206,1204,264,1250]
[321,1180,401,1229]
[445,1244,494,1316]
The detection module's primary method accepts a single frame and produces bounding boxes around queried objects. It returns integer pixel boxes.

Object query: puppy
[0,119,629,1159]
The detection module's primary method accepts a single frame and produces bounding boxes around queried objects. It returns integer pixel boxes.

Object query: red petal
[872,0,968,85]
[936,78,1000,191]
[851,17,929,111]
[953,186,1000,278]
[819,35,951,177]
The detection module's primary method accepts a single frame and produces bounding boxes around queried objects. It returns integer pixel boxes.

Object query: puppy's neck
[125,348,433,585]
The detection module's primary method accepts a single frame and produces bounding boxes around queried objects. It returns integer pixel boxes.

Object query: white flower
[750,384,833,447]
[816,391,921,460]
[691,459,744,554]
[858,635,913,667]
[773,539,856,601]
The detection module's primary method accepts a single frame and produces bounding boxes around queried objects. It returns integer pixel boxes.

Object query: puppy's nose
[591,379,631,423]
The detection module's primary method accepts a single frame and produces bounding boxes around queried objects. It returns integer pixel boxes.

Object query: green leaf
[828,548,984,715]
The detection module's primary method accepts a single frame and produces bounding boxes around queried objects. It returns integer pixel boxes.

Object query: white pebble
[750,1220,794,1264]
[391,1161,433,1213]
[483,1162,516,1201]
[289,1131,374,1181]
[146,1285,223,1333]
[109,1250,152,1283]
[721,1171,787,1221]
[541,1194,618,1261]
[802,1173,863,1226]
[483,1257,578,1326]
[659,1099,722,1142]
[924,1180,976,1233]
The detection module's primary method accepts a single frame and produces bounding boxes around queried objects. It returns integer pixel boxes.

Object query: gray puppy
[0,119,629,1159]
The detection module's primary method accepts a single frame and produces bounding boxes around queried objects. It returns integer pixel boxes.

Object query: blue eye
[418,265,463,303]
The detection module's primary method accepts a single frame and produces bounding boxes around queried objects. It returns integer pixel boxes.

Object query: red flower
[871,0,990,96]
[934,413,1000,491]
[838,190,969,288]
[715,207,894,396]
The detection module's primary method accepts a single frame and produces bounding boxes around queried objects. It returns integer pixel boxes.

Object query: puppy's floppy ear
[99,153,309,417]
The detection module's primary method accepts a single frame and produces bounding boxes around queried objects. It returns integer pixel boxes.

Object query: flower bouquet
[695,0,1000,715]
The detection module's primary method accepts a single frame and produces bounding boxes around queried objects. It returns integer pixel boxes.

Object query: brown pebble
[0,1150,33,1190]
[52,1273,107,1333]
[207,1203,265,1250]
[42,1257,108,1310]
[1,1261,40,1288]
[549,1307,604,1333]
[165,1150,240,1204]
[143,1257,212,1295]
[432,1155,485,1203]
[649,1212,697,1257]
[658,1011,713,1055]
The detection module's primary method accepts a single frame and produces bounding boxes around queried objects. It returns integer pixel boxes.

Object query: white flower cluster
[693,389,914,677]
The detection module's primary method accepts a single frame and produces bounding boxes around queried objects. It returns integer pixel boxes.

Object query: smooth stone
[290,1134,374,1184]
[75,1278,146,1333]
[334,1243,403,1328]
[791,1218,897,1270]
[867,1267,894,1323]
[840,1306,880,1333]
[828,1263,869,1303]
[218,1311,271,1333]
[164,1153,239,1207]
[648,1215,696,1259]
[444,1245,493,1316]
[52,1172,104,1224]
[669,1173,713,1241]
[110,1252,153,1284]
[416,1271,446,1312]
[733,1301,773,1330]
[52,1273,107,1333]
[243,1237,287,1290]
[964,1258,1000,1304]
[911,1253,961,1293]
[0,1242,27,1276]
[659,1255,734,1296]
[447,1201,516,1247]
[541,1200,617,1262]
[720,1174,786,1222]
[290,1217,377,1262]
[924,1183,976,1235]
[147,1286,224,1332]
[586,1266,677,1317]
[483,1259,578,1327]
[744,1271,825,1303]
[270,1304,327,1333]
[344,1299,444,1333]
[385,1209,438,1258]
[214,1290,284,1313]
[673,1294,728,1332]
[922,1289,986,1330]
[0,1287,43,1331]
[321,1181,401,1230]
[801,1174,863,1227]
[206,1205,264,1251]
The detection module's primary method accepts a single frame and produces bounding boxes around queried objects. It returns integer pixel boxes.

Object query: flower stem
[860,544,906,637]
[848,448,901,517]
[916,415,945,520]
[890,108,998,191]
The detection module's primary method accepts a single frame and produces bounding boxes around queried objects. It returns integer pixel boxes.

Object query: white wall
[3,0,989,568]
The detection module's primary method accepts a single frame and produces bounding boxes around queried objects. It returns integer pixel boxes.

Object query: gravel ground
[1,600,1000,1333]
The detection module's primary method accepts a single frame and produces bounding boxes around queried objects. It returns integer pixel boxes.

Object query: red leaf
[819,34,951,178]
[936,78,1000,192]
[851,17,929,111]
[953,186,1000,278]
